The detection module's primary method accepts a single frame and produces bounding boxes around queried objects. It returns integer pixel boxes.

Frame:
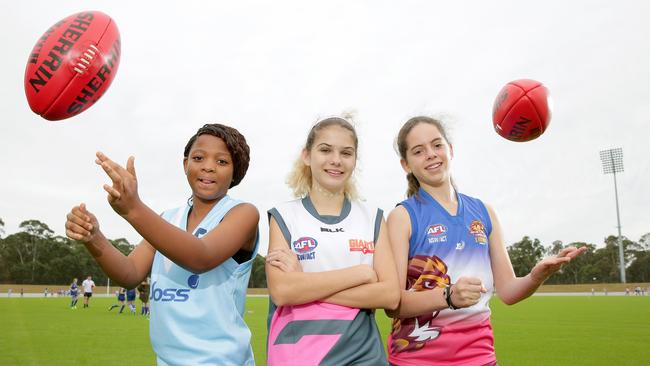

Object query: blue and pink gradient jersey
[388,188,496,366]
[267,196,386,366]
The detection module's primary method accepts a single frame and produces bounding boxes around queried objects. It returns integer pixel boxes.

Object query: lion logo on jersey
[390,255,451,353]
[469,220,488,244]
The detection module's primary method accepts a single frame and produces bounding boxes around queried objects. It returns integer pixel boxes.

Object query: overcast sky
[1,1,648,255]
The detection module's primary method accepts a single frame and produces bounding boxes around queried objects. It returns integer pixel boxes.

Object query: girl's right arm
[95,152,259,274]
[65,203,154,289]
[265,216,377,306]
[386,206,484,318]
[318,217,400,310]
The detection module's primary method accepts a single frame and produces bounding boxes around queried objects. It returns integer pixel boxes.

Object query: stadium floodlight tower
[599,147,626,283]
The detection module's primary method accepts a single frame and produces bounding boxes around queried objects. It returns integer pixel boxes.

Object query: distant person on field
[126,287,137,314]
[69,278,79,309]
[137,280,150,316]
[82,275,95,308]
[7,288,12,297]
[109,287,126,312]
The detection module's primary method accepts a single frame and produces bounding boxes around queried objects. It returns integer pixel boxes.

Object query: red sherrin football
[24,11,121,121]
[492,79,551,142]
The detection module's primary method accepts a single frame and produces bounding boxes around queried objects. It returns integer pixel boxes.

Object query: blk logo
[321,227,344,233]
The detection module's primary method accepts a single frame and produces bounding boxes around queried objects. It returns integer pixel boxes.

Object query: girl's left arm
[487,204,586,305]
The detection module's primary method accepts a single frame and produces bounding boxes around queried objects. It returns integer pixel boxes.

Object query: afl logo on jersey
[427,224,447,235]
[426,224,448,244]
[292,237,318,260]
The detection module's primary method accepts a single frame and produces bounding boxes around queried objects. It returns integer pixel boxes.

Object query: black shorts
[84,292,93,298]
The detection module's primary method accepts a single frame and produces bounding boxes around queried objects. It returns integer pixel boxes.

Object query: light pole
[599,147,625,283]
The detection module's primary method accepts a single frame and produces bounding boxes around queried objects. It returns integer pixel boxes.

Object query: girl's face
[303,125,357,194]
[401,122,453,188]
[183,134,234,203]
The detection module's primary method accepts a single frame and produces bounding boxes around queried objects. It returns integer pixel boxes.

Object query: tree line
[507,234,650,284]
[0,218,648,286]
[0,218,268,288]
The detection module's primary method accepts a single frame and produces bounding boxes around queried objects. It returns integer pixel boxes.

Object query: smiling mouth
[198,178,216,184]
[425,162,442,171]
[325,169,344,177]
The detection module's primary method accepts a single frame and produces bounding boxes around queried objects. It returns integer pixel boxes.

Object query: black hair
[184,123,250,188]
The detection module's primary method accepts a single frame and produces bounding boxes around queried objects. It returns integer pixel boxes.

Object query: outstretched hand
[65,203,100,243]
[96,151,140,217]
[529,246,587,284]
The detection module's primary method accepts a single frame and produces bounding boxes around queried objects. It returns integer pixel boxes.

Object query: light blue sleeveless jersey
[151,195,258,366]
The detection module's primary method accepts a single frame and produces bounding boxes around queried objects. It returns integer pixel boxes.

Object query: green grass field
[1,296,648,365]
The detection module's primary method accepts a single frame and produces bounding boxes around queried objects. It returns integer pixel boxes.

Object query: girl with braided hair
[387,116,586,366]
